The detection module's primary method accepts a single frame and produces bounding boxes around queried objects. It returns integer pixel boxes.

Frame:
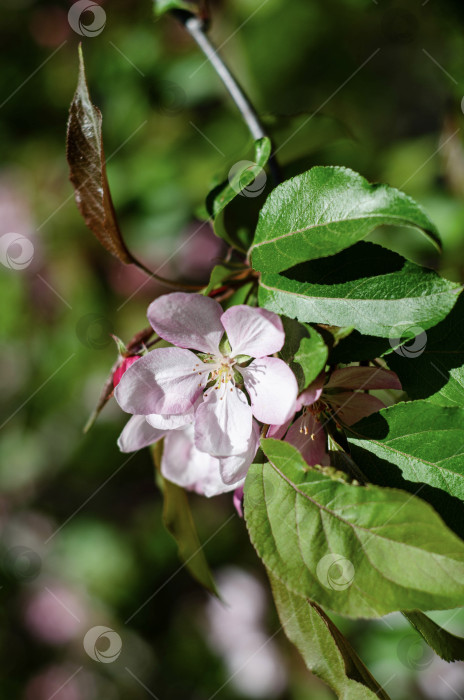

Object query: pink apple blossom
[117,413,259,497]
[270,366,402,467]
[115,293,298,460]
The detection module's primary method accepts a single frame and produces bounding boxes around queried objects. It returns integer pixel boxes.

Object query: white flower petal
[161,426,236,497]
[115,347,208,415]
[195,385,253,457]
[219,420,260,485]
[296,372,325,410]
[146,411,194,430]
[240,357,298,425]
[148,292,224,354]
[117,415,166,453]
[221,305,285,358]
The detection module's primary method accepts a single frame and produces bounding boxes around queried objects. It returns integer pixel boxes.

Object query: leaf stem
[132,256,205,291]
[176,11,280,184]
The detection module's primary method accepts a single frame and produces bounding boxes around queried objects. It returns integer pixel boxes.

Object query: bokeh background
[2,0,464,698]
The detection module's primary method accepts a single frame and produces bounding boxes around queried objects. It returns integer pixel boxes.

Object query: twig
[133,256,205,291]
[175,11,281,184]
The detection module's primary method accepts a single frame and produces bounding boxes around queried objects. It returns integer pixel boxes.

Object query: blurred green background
[1,0,464,698]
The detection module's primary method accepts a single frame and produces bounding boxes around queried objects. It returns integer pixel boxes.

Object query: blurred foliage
[1,0,464,698]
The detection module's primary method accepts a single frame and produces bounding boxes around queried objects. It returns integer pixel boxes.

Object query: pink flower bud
[113,356,140,388]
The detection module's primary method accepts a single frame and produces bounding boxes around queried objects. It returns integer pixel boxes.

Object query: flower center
[194,355,238,399]
[210,358,237,399]
[210,357,235,385]
[307,400,325,416]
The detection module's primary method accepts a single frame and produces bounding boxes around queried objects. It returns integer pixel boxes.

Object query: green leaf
[244,438,464,618]
[202,263,252,297]
[67,47,135,266]
[258,242,459,337]
[223,282,254,309]
[154,0,204,17]
[269,574,391,699]
[162,480,218,595]
[207,138,272,252]
[250,166,441,273]
[279,318,328,391]
[202,264,235,296]
[347,400,464,501]
[402,610,464,663]
[387,292,464,407]
[294,331,329,387]
[207,138,271,218]
[152,444,218,595]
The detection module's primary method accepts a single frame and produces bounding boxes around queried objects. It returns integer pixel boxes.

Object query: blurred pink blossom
[24,665,84,700]
[24,583,86,644]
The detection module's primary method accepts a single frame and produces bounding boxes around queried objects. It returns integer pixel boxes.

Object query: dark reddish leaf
[67,46,136,266]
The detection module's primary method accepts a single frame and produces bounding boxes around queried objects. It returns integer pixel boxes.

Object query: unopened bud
[113,356,140,388]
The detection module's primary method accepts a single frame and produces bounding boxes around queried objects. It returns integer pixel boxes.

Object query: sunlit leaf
[348,400,464,500]
[207,137,271,218]
[258,242,459,337]
[270,574,391,699]
[244,439,464,618]
[279,317,328,391]
[207,138,271,252]
[250,166,441,273]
